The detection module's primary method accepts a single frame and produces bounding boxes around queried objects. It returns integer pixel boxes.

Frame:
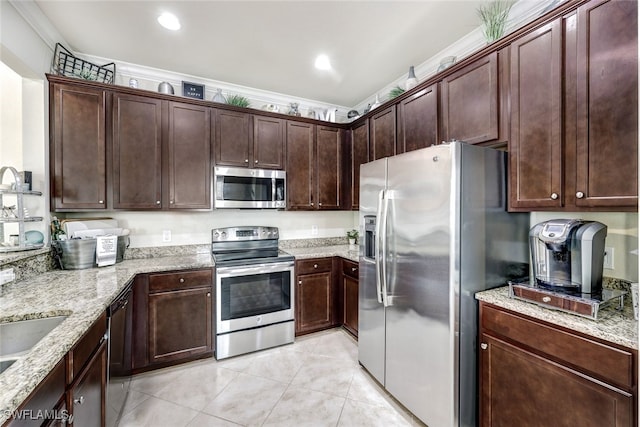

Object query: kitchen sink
[0,316,68,372]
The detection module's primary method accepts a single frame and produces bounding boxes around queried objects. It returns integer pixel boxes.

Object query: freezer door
[383,145,455,427]
[358,157,387,385]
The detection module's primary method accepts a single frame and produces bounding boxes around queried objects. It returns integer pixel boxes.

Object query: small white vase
[370,94,381,111]
[212,88,227,103]
[405,66,418,90]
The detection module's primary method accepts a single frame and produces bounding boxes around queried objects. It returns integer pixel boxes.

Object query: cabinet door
[316,126,343,210]
[112,93,163,209]
[253,115,284,169]
[441,52,499,145]
[69,341,107,427]
[370,106,396,160]
[480,333,633,427]
[50,83,106,210]
[286,121,315,210]
[350,120,369,210]
[215,110,252,167]
[342,273,358,337]
[574,0,638,208]
[397,84,439,153]
[148,287,212,364]
[168,102,211,209]
[296,271,333,334]
[508,20,563,210]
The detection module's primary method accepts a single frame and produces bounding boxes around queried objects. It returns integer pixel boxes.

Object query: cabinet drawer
[148,269,213,293]
[481,304,635,390]
[342,259,359,279]
[68,312,107,384]
[296,258,333,275]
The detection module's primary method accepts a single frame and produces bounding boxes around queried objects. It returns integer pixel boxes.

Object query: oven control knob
[213,231,220,238]
[256,316,262,324]
[221,231,227,239]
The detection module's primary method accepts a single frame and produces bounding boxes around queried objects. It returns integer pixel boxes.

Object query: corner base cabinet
[479,302,637,427]
[295,258,338,335]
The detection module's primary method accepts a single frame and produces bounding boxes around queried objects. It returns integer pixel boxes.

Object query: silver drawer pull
[351,267,357,272]
[179,278,185,283]
[550,193,558,200]
[74,396,85,405]
[314,264,318,268]
[576,191,585,199]
[542,296,551,303]
[480,343,488,350]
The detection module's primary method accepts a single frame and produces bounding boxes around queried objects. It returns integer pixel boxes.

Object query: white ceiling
[35,1,485,107]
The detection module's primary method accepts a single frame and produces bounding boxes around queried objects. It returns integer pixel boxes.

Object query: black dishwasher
[106,280,133,427]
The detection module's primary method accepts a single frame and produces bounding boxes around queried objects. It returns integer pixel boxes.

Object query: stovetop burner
[211,226,294,266]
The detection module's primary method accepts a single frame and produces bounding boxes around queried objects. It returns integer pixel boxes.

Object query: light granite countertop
[0,253,214,425]
[283,244,359,263]
[476,286,638,350]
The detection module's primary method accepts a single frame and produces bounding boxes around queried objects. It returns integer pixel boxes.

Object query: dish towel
[96,235,118,267]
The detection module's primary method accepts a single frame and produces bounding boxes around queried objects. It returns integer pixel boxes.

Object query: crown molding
[8,0,67,50]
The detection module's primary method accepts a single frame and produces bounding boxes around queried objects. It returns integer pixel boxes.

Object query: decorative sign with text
[182,81,204,99]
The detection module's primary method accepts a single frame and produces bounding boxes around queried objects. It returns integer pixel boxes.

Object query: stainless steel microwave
[214,166,286,209]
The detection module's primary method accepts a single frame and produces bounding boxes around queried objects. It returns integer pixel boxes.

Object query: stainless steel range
[212,226,295,359]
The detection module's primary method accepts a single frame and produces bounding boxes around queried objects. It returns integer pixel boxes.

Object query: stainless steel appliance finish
[530,219,607,294]
[214,166,286,209]
[106,280,133,427]
[212,226,295,359]
[359,141,530,427]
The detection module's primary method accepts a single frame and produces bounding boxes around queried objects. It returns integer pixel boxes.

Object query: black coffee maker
[529,219,607,295]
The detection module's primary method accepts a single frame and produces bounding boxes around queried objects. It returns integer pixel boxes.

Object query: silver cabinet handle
[254,160,258,164]
[314,264,318,269]
[179,278,185,283]
[480,343,488,350]
[550,193,558,200]
[74,396,85,405]
[576,191,584,199]
[298,280,302,285]
[156,200,161,205]
[207,292,211,297]
[98,200,104,204]
[318,202,322,206]
[311,202,314,206]
[170,200,174,204]
[244,159,249,163]
[352,267,357,272]
[542,296,551,303]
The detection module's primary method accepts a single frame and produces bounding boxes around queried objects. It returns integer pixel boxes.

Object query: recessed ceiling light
[158,12,181,31]
[314,54,332,71]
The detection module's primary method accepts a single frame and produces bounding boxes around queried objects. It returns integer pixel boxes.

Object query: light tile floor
[111,328,427,426]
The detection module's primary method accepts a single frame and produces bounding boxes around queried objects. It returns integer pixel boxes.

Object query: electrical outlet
[0,268,15,285]
[603,246,614,269]
[162,230,172,242]
[311,225,319,236]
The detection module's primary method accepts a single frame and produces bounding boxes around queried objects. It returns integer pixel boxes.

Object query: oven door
[216,261,294,334]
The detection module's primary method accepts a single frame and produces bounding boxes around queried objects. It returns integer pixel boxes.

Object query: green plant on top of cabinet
[112,94,211,210]
[50,82,107,210]
[215,110,284,170]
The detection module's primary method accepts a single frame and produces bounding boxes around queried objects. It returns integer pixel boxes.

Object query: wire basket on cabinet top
[51,43,115,84]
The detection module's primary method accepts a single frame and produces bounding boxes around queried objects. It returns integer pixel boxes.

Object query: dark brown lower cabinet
[341,259,359,337]
[133,269,214,370]
[295,258,337,335]
[479,302,636,427]
[68,341,106,427]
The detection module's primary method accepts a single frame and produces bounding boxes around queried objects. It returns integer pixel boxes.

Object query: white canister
[129,78,139,88]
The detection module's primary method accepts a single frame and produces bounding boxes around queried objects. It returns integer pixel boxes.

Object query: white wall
[66,210,359,247]
[531,212,638,283]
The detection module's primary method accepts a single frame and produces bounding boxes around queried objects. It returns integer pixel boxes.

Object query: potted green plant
[477,0,514,43]
[347,229,359,245]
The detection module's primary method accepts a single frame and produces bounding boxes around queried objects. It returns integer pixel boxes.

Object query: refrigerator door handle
[375,189,385,304]
[380,191,390,307]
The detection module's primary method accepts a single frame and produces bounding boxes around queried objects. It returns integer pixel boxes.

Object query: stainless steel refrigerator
[358,141,529,427]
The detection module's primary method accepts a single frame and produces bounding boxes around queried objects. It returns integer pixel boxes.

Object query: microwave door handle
[272,177,276,202]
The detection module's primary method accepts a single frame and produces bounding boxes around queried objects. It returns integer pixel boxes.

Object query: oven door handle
[216,261,294,277]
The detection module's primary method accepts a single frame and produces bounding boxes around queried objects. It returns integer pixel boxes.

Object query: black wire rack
[51,43,115,84]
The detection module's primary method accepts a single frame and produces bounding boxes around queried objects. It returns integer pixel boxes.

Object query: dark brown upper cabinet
[572,0,637,209]
[50,82,107,210]
[112,95,211,210]
[396,84,439,153]
[286,121,315,210]
[440,52,501,145]
[112,93,163,209]
[316,126,344,210]
[370,105,396,160]
[508,19,563,210]
[349,120,370,210]
[509,0,637,211]
[215,110,284,170]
